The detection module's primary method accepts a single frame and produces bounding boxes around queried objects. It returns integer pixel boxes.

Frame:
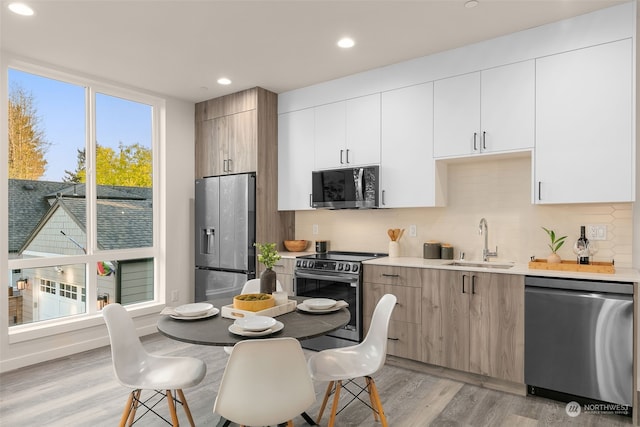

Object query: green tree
[8,84,49,179]
[63,149,85,183]
[64,143,152,187]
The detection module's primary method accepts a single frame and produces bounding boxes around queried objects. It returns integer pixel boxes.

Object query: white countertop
[363,256,640,283]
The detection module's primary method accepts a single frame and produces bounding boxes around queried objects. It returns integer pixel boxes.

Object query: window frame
[2,56,166,341]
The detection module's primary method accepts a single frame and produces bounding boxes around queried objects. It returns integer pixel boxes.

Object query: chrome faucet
[479,218,498,262]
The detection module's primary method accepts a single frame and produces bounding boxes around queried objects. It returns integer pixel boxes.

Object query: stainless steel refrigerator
[195,173,256,302]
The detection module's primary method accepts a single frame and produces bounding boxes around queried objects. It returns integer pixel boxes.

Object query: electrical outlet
[171,290,179,302]
[409,225,417,237]
[312,224,319,235]
[586,224,607,241]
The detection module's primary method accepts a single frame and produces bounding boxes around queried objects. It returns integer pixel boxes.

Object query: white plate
[171,307,219,320]
[234,315,277,332]
[297,301,348,314]
[174,302,214,317]
[228,321,284,337]
[304,298,337,310]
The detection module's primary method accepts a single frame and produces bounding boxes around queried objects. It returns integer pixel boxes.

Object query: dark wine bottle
[576,225,590,265]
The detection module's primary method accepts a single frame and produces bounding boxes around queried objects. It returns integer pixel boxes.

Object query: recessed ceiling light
[217,78,231,85]
[337,37,355,49]
[464,0,479,8]
[8,2,34,16]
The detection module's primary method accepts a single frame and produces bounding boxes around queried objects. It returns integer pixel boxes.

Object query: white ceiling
[1,0,629,103]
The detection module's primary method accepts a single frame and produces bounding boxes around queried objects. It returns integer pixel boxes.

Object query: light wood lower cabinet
[270,257,295,296]
[363,265,422,360]
[364,265,524,384]
[433,269,524,383]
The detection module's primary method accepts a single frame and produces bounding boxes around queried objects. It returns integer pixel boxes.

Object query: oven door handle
[295,272,359,284]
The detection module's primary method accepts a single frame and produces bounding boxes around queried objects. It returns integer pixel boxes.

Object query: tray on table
[221,299,297,320]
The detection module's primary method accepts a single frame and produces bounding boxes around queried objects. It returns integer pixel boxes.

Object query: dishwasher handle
[525,284,633,301]
[525,275,633,295]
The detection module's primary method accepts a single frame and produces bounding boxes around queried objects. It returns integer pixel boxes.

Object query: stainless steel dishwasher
[525,275,633,409]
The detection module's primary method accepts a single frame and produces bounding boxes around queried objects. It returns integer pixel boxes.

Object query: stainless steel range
[294,251,386,351]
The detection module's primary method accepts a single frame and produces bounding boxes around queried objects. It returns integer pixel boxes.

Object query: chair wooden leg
[327,380,342,427]
[119,390,136,427]
[365,377,380,422]
[127,389,142,426]
[166,390,180,426]
[316,380,334,424]
[367,377,388,427]
[287,421,294,427]
[177,389,196,427]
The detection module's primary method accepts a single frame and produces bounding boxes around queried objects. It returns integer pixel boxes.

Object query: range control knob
[352,264,359,272]
[344,264,351,272]
[296,260,302,268]
[337,263,344,271]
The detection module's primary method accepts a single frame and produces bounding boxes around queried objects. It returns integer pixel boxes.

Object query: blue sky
[9,69,152,182]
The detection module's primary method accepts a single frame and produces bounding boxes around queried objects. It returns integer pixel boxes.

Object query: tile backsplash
[295,156,633,267]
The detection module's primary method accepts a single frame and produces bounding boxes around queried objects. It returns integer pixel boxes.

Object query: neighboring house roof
[10,179,153,254]
[9,179,71,253]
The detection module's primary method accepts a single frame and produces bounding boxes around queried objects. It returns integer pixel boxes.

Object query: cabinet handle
[340,149,344,164]
[309,193,312,207]
[538,181,541,201]
[387,337,400,341]
[382,190,386,206]
[381,273,400,278]
[462,274,467,293]
[482,131,487,150]
[227,158,232,172]
[473,133,478,151]
[346,149,350,163]
[223,159,228,172]
[471,275,476,294]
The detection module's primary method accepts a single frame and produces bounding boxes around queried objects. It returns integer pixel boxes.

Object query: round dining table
[157,296,350,346]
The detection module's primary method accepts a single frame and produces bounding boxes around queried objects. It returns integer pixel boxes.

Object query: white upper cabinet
[534,39,633,204]
[381,83,442,208]
[433,60,535,158]
[481,61,535,153]
[278,108,315,211]
[314,94,381,169]
[433,72,481,158]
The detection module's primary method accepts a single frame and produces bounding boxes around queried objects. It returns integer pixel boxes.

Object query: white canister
[388,241,400,257]
[272,291,288,306]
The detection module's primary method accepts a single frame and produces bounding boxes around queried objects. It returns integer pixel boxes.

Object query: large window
[6,65,160,326]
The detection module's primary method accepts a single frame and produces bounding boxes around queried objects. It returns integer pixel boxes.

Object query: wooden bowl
[284,240,308,252]
[233,293,275,312]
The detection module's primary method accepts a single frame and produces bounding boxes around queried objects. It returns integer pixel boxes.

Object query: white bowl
[304,298,337,310]
[234,316,277,332]
[174,302,214,317]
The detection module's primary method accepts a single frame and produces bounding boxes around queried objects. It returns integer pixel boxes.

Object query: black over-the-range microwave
[311,166,379,209]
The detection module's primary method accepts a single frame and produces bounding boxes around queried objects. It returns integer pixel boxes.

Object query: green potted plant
[542,227,567,264]
[254,242,281,293]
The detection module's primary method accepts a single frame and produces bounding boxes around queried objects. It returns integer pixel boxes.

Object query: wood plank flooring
[0,333,632,426]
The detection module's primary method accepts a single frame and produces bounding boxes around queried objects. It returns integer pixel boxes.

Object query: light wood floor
[0,333,632,426]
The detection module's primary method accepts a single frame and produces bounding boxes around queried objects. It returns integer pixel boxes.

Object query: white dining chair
[103,303,207,427]
[214,337,316,427]
[307,293,397,427]
[223,278,283,355]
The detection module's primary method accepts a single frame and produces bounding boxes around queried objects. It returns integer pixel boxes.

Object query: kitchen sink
[445,261,515,269]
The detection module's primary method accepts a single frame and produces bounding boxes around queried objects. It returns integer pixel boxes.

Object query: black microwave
[312,166,379,209]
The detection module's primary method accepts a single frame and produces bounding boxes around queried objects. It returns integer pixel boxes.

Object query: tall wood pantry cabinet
[194,87,295,253]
